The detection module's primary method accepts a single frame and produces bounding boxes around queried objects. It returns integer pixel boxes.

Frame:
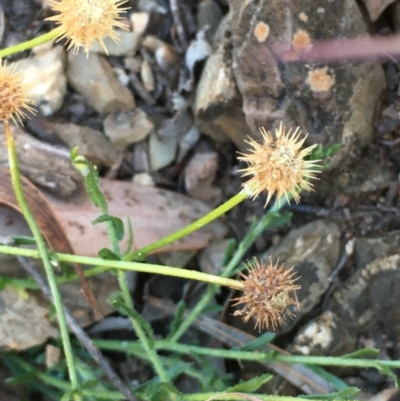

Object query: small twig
[12,250,136,401]
[321,238,354,310]
[169,0,187,49]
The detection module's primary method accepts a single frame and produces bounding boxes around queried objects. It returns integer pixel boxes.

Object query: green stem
[127,191,248,260]
[6,354,313,401]
[170,196,290,342]
[92,189,168,381]
[117,271,168,381]
[5,124,79,393]
[96,339,400,370]
[0,28,63,58]
[0,245,242,289]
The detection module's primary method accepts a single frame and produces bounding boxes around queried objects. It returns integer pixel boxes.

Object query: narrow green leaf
[166,300,186,340]
[222,238,237,266]
[239,332,275,351]
[341,348,379,359]
[140,382,181,401]
[98,248,120,261]
[123,217,134,254]
[227,373,272,392]
[305,365,348,391]
[300,386,360,400]
[376,365,400,387]
[110,293,155,348]
[85,173,107,210]
[70,147,79,161]
[12,236,36,245]
[92,215,124,241]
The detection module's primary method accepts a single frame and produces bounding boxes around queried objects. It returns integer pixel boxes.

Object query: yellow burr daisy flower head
[0,62,35,125]
[47,0,129,54]
[238,122,321,206]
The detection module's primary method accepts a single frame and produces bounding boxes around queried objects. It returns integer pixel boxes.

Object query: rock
[360,0,396,21]
[89,31,142,56]
[317,157,394,195]
[49,122,120,167]
[184,150,222,204]
[177,125,201,162]
[104,109,155,151]
[0,287,58,351]
[185,29,212,75]
[197,0,224,41]
[229,0,386,166]
[0,125,80,197]
[140,59,155,92]
[264,220,340,333]
[355,233,400,268]
[15,44,67,116]
[67,51,135,113]
[291,254,400,356]
[199,239,233,276]
[193,15,252,149]
[149,131,178,171]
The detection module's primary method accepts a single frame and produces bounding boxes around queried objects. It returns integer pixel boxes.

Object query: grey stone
[51,122,120,167]
[67,51,135,113]
[104,109,155,151]
[264,220,340,333]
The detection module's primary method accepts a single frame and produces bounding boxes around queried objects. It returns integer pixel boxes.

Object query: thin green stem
[88,180,168,381]
[5,123,79,395]
[170,196,290,342]
[0,245,242,289]
[127,191,248,260]
[0,28,63,58]
[96,339,400,370]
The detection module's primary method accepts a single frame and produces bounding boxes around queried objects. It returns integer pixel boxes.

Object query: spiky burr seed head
[232,258,301,331]
[0,62,35,125]
[46,0,129,54]
[238,122,321,206]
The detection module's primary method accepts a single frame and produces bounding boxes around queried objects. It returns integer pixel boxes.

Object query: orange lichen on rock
[298,12,309,22]
[307,67,335,93]
[253,21,270,43]
[292,29,312,51]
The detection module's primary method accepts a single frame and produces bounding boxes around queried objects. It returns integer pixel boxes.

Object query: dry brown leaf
[0,167,102,318]
[45,178,227,256]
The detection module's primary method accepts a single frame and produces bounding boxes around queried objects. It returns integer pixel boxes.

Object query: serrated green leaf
[227,373,272,392]
[85,173,107,210]
[342,348,379,359]
[239,332,275,351]
[98,248,120,260]
[110,294,155,348]
[140,382,181,401]
[92,215,124,241]
[300,386,360,400]
[376,364,400,387]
